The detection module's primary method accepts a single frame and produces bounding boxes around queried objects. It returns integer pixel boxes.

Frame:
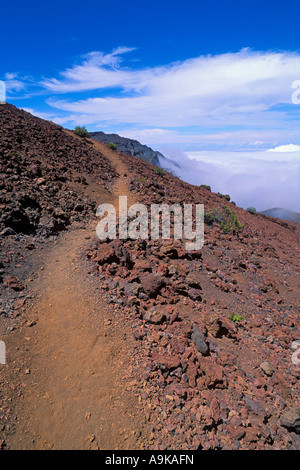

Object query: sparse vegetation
[247,207,257,215]
[108,142,117,150]
[217,192,231,201]
[201,184,211,191]
[230,312,244,323]
[204,206,244,234]
[204,208,218,225]
[220,205,244,234]
[74,126,90,138]
[155,166,166,176]
[164,169,177,177]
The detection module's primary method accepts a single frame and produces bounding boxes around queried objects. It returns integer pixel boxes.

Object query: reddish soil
[0,104,299,450]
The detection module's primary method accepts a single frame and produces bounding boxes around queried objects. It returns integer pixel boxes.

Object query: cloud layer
[159,148,300,212]
[40,47,300,143]
[6,46,300,150]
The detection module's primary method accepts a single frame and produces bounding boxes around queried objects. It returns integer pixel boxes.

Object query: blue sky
[2,0,300,154]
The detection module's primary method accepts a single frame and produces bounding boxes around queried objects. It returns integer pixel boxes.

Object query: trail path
[9,140,146,450]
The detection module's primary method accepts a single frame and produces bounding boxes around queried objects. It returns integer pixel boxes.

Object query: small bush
[74,126,90,138]
[204,206,244,234]
[155,167,166,176]
[217,192,231,202]
[204,205,244,235]
[204,208,218,225]
[230,312,243,323]
[201,184,211,191]
[108,142,117,150]
[220,206,244,234]
[247,207,257,215]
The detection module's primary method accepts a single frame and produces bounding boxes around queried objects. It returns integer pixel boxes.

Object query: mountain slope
[0,104,116,238]
[0,104,147,450]
[88,144,300,450]
[0,104,299,450]
[260,207,300,223]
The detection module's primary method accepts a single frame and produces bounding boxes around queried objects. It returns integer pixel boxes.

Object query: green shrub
[247,207,257,215]
[204,206,244,234]
[201,184,211,191]
[217,192,231,202]
[108,142,117,150]
[74,126,90,138]
[204,208,218,225]
[230,312,243,323]
[155,167,166,176]
[220,206,244,234]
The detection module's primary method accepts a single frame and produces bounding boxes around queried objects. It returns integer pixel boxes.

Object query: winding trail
[9,141,146,450]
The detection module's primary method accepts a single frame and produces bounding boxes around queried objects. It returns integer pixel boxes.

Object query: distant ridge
[89,131,178,170]
[260,207,300,223]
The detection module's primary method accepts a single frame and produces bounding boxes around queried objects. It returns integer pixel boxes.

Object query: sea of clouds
[158,146,300,213]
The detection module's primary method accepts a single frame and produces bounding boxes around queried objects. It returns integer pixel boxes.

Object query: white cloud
[117,128,178,142]
[4,72,26,92]
[117,128,300,151]
[42,47,137,93]
[268,144,300,152]
[21,107,70,125]
[44,47,300,135]
[159,149,300,212]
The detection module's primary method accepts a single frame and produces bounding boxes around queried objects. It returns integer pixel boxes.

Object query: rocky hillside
[0,104,299,450]
[88,153,300,450]
[90,130,168,167]
[0,104,116,239]
[260,208,300,224]
[0,103,117,321]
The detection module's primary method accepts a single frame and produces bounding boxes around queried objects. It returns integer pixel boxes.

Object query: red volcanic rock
[200,358,225,389]
[205,315,237,338]
[92,244,116,264]
[134,258,152,272]
[140,273,162,297]
[157,263,169,276]
[143,307,167,325]
[210,396,221,424]
[280,408,300,434]
[188,288,202,301]
[3,276,24,291]
[151,351,181,371]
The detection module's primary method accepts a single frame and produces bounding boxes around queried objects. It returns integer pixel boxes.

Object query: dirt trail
[9,142,147,450]
[91,139,136,206]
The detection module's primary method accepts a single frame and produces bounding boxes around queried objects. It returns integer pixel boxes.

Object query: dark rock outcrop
[90,131,167,166]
